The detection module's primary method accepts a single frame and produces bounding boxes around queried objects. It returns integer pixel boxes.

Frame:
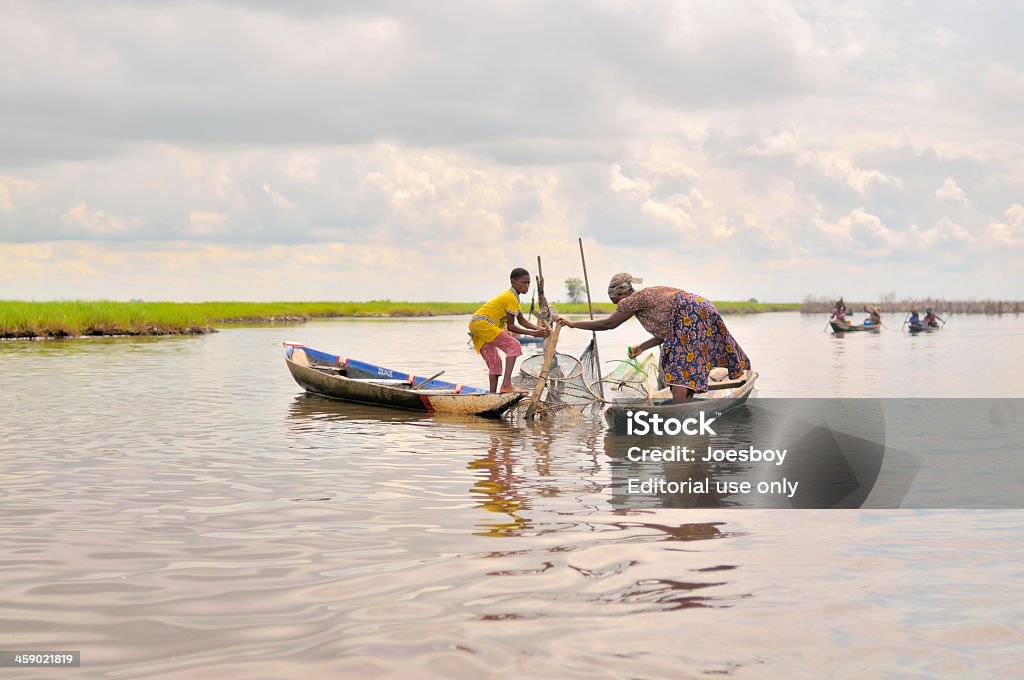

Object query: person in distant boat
[908,309,921,326]
[923,307,940,328]
[863,305,882,326]
[557,273,751,404]
[469,268,550,394]
[831,298,847,322]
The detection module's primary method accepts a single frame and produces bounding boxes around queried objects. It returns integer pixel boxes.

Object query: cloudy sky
[1,1,1022,302]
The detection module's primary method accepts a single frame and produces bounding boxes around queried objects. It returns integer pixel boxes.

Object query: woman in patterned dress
[557,273,751,403]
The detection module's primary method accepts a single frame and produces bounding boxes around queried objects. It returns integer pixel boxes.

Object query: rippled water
[2,313,1022,677]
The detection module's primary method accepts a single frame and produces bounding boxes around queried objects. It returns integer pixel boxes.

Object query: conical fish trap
[507,339,659,420]
[514,351,594,409]
[518,351,583,382]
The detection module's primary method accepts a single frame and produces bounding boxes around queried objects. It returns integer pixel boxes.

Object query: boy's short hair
[509,267,530,280]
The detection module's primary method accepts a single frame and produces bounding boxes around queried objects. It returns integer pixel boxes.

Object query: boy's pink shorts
[480,331,523,375]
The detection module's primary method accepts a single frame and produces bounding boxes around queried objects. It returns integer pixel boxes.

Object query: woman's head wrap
[607,272,642,299]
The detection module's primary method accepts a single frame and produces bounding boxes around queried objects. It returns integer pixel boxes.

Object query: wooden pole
[525,324,561,419]
[578,237,604,399]
[411,370,445,390]
[525,255,558,419]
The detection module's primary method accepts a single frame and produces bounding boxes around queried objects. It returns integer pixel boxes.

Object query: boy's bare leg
[499,356,519,393]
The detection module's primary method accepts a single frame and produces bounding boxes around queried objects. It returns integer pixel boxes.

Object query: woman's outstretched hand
[556,318,574,329]
[533,328,551,338]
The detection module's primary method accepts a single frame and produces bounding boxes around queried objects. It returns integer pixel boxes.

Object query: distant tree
[565,277,585,304]
[747,297,758,303]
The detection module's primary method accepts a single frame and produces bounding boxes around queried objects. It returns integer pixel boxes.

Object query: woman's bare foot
[499,385,526,394]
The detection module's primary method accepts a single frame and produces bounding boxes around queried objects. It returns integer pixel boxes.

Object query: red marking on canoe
[418,394,435,413]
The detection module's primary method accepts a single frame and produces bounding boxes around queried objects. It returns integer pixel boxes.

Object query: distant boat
[830,320,880,333]
[283,343,523,418]
[907,322,940,333]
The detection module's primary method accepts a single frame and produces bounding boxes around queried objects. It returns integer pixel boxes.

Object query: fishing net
[518,351,584,382]
[509,338,660,420]
[514,348,593,409]
[590,352,660,405]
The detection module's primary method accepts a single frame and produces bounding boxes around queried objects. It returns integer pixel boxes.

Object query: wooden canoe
[604,371,759,433]
[283,343,523,418]
[830,320,880,333]
[907,322,940,333]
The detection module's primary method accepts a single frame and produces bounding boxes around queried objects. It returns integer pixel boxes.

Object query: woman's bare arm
[629,336,663,357]
[557,308,634,331]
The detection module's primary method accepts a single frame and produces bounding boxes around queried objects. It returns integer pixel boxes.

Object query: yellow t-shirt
[468,289,522,353]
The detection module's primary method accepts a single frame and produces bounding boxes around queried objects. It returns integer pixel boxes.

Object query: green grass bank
[1,300,799,339]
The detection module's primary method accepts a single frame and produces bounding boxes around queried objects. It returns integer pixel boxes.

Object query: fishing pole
[578,237,604,400]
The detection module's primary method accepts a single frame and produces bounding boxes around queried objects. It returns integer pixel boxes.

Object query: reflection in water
[469,430,530,537]
[616,577,729,611]
[285,394,744,613]
[605,430,724,508]
[287,392,436,426]
[610,520,727,541]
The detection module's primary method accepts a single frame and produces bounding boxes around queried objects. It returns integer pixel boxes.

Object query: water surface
[1,312,1022,677]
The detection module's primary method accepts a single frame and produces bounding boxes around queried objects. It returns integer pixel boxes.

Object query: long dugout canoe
[283,342,523,418]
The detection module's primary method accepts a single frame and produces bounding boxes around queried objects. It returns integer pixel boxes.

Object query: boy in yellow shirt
[469,268,550,393]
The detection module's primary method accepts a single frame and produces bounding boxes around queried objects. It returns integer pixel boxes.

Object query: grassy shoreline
[1,300,800,339]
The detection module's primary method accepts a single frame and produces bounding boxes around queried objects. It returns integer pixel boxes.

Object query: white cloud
[61,203,140,235]
[988,204,1024,247]
[935,177,967,203]
[187,211,232,236]
[0,176,37,213]
[261,182,296,211]
[609,161,732,239]
[610,164,653,197]
[909,217,974,249]
[285,153,320,182]
[796,151,902,197]
[815,207,906,254]
[985,64,1024,107]
[744,127,803,157]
